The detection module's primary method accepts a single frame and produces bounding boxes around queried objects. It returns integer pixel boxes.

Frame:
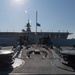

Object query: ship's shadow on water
[64,62,75,72]
[53,58,75,72]
[0,66,13,75]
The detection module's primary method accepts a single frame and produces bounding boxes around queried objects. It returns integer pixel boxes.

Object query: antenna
[28,14,30,23]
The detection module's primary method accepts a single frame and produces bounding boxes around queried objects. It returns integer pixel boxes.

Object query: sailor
[46,36,50,46]
[20,36,24,49]
[38,36,42,46]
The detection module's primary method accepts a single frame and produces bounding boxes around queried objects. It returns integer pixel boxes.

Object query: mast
[36,11,38,33]
[36,11,38,45]
[26,14,31,32]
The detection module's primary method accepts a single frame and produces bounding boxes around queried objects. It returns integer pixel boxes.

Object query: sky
[0,0,75,39]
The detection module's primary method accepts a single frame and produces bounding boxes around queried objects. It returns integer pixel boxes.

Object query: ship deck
[0,45,75,75]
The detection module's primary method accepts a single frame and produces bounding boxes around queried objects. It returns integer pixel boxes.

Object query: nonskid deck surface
[0,45,75,75]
